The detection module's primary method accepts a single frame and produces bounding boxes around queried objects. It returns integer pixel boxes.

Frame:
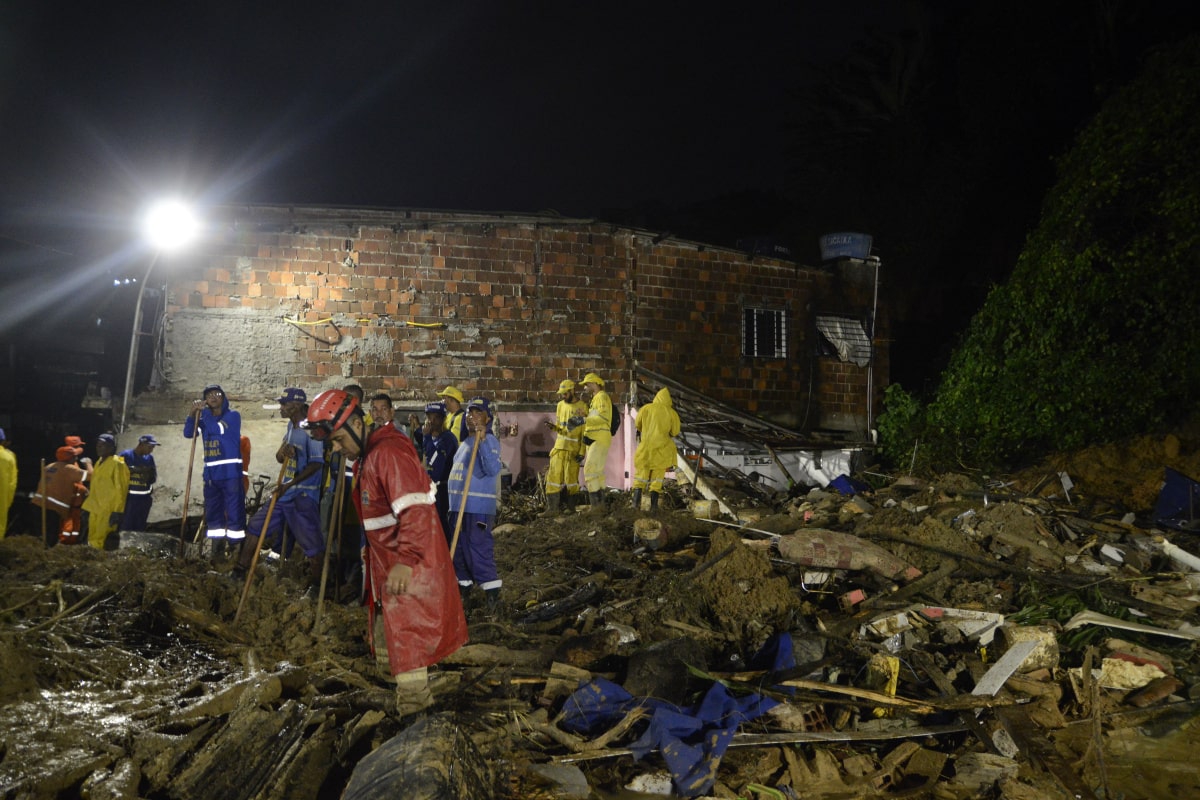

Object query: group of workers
[543,373,681,514]
[1,371,681,718]
[23,430,161,549]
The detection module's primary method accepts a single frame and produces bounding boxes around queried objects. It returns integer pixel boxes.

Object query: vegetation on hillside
[880,35,1200,470]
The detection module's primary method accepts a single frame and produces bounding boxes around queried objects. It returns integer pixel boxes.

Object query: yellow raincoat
[582,387,613,492]
[82,455,129,549]
[633,388,681,493]
[0,446,15,538]
[546,396,588,496]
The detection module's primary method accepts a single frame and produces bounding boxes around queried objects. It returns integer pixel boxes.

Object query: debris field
[3,429,1200,799]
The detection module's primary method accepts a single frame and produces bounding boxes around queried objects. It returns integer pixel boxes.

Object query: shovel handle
[234,456,292,626]
[448,431,483,560]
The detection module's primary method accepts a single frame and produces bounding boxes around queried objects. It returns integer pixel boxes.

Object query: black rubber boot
[230,539,254,580]
[459,583,472,608]
[484,588,501,615]
[649,492,660,510]
[303,555,323,600]
[589,491,603,509]
[543,492,561,516]
[631,488,642,510]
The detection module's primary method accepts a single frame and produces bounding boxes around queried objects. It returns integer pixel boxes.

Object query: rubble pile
[3,439,1200,799]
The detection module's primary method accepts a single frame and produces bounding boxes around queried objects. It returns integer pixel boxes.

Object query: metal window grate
[742,307,787,359]
[815,314,871,366]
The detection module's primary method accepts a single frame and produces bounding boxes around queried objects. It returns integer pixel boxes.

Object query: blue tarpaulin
[558,633,795,797]
[829,474,871,496]
[1154,467,1200,531]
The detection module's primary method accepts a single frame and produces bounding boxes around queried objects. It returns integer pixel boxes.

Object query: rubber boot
[230,539,254,581]
[210,538,226,562]
[302,555,323,600]
[393,667,434,717]
[631,488,642,510]
[459,583,472,609]
[484,588,502,616]
[543,492,561,516]
[589,491,603,510]
[649,492,660,511]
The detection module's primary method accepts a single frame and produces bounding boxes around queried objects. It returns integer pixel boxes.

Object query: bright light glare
[142,200,199,252]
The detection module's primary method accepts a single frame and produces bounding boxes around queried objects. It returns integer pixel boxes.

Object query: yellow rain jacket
[583,388,613,446]
[82,455,129,549]
[0,446,15,538]
[634,388,682,476]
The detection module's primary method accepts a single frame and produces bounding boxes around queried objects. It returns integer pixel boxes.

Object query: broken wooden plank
[675,452,737,520]
[440,644,552,668]
[553,723,971,764]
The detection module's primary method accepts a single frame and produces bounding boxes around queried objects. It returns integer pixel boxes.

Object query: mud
[2,432,1200,798]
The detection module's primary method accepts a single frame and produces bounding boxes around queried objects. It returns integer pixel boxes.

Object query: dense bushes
[880,37,1200,470]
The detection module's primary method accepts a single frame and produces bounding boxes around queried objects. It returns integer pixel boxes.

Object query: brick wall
[155,205,885,434]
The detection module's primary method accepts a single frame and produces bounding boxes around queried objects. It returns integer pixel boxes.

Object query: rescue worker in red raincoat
[303,388,467,715]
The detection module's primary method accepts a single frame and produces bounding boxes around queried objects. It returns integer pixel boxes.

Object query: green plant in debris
[922,35,1200,468]
[1011,583,1133,656]
[876,383,926,470]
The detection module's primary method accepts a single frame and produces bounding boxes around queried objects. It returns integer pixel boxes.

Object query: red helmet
[303,389,361,440]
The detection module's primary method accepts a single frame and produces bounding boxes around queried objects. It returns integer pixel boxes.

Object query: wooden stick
[178,407,202,557]
[314,453,348,630]
[39,457,47,547]
[234,457,291,625]
[449,430,482,559]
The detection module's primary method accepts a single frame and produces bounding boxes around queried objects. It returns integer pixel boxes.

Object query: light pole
[118,200,198,436]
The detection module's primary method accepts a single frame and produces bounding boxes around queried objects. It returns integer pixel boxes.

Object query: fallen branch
[0,579,64,615]
[442,643,552,667]
[24,586,113,634]
[167,600,248,644]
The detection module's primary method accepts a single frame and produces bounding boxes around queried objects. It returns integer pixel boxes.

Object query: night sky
[3,1,1200,394]
[0,2,903,223]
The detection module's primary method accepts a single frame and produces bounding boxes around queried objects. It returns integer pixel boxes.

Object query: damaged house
[123,205,887,518]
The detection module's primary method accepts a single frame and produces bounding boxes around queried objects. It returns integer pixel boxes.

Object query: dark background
[2,1,1200,480]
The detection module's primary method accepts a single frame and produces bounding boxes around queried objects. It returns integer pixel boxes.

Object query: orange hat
[55,446,77,461]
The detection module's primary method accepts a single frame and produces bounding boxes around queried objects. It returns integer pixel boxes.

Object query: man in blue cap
[420,401,458,543]
[447,396,504,613]
[119,434,160,532]
[184,383,245,555]
[234,387,327,599]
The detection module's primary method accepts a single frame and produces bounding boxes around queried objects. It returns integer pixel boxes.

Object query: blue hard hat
[466,396,493,418]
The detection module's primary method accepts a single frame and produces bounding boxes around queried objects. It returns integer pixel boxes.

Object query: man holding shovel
[183,384,245,554]
[303,388,466,716]
[447,396,504,613]
[233,388,326,598]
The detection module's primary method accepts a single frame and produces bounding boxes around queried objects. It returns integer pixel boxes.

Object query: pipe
[119,253,160,437]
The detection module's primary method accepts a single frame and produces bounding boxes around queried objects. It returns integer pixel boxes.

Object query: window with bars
[742,307,788,359]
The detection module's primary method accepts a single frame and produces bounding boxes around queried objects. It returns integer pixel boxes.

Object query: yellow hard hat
[557,379,575,394]
[437,386,465,403]
[581,372,604,388]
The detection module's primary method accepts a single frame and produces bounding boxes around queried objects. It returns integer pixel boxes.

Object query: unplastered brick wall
[162,206,634,408]
[157,205,886,431]
[632,239,884,429]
